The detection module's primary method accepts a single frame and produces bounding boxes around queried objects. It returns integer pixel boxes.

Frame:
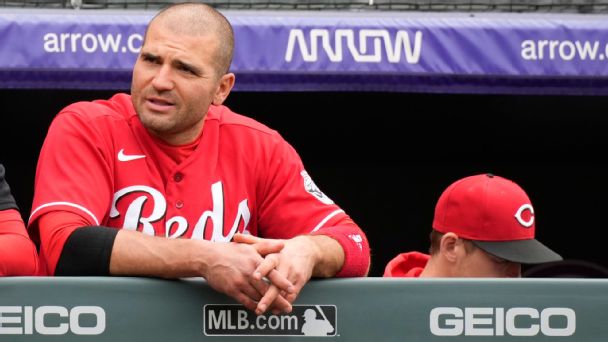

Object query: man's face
[131,21,224,144]
[457,242,521,278]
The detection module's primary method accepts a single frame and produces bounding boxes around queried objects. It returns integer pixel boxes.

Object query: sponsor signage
[0,306,105,336]
[2,11,608,93]
[204,304,337,337]
[430,307,576,337]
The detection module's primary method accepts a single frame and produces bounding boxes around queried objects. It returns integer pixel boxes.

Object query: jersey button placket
[173,172,184,209]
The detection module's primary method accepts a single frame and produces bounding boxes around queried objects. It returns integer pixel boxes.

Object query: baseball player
[384,174,561,278]
[0,164,41,276]
[29,3,369,314]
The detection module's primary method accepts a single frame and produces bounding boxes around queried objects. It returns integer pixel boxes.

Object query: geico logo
[0,306,105,335]
[430,307,575,337]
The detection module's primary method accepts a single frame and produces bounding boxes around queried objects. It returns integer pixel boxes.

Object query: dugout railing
[0,277,603,341]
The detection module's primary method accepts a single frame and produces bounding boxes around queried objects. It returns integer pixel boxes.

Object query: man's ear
[439,232,460,263]
[212,72,235,105]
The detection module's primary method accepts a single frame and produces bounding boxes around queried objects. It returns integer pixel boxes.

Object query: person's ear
[212,72,235,105]
[439,232,460,263]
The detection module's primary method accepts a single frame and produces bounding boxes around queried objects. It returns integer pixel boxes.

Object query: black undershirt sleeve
[0,164,18,211]
[55,226,119,276]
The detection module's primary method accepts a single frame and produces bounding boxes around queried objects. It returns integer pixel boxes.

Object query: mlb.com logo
[204,304,337,337]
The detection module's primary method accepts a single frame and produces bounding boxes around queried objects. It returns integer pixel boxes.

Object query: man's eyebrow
[141,52,161,62]
[174,60,202,76]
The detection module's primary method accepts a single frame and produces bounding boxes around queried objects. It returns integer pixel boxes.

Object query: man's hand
[110,230,295,314]
[201,239,295,314]
[233,233,344,315]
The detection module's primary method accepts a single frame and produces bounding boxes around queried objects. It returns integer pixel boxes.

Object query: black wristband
[55,226,119,276]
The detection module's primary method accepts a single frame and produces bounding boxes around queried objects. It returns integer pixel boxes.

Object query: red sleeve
[0,209,42,276]
[36,211,90,276]
[257,135,370,276]
[29,109,114,227]
[29,109,114,269]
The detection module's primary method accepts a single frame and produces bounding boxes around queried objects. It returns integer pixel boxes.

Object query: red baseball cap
[432,174,562,264]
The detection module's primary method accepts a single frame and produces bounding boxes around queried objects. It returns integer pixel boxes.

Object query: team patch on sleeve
[300,170,334,205]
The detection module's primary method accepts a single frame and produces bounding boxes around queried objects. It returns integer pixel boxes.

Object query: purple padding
[1,9,608,94]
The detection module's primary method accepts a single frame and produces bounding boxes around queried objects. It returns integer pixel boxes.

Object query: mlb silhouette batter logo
[301,306,335,336]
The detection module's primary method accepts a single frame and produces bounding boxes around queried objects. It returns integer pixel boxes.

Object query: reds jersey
[1,164,42,276]
[31,93,359,265]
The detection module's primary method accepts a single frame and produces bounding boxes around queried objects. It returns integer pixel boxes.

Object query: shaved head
[147,3,234,76]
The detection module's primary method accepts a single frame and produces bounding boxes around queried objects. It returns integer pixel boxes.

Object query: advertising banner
[1,9,608,93]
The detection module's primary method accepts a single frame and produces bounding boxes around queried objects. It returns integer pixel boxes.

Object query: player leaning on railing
[29,3,370,315]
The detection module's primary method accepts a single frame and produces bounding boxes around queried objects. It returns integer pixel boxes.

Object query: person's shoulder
[59,93,135,123]
[210,105,278,137]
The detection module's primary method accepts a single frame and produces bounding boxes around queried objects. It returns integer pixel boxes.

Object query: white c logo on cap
[514,204,534,228]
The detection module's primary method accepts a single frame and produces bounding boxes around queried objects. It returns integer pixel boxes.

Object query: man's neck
[418,256,445,278]
[150,120,205,146]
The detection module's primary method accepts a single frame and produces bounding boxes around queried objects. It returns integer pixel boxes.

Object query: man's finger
[233,233,284,256]
[233,233,260,244]
[250,279,292,315]
[240,283,262,302]
[252,256,295,294]
[271,295,293,314]
[253,240,284,256]
[255,284,293,315]
[252,254,279,280]
[266,269,295,294]
[233,292,259,313]
[285,291,299,304]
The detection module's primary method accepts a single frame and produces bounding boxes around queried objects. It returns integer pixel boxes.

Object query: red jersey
[30,93,368,274]
[0,164,41,276]
[383,252,429,278]
[0,209,42,276]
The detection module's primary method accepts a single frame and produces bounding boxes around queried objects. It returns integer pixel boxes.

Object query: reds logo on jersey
[109,181,251,241]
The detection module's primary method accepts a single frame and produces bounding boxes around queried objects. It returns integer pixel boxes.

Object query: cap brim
[472,239,563,264]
